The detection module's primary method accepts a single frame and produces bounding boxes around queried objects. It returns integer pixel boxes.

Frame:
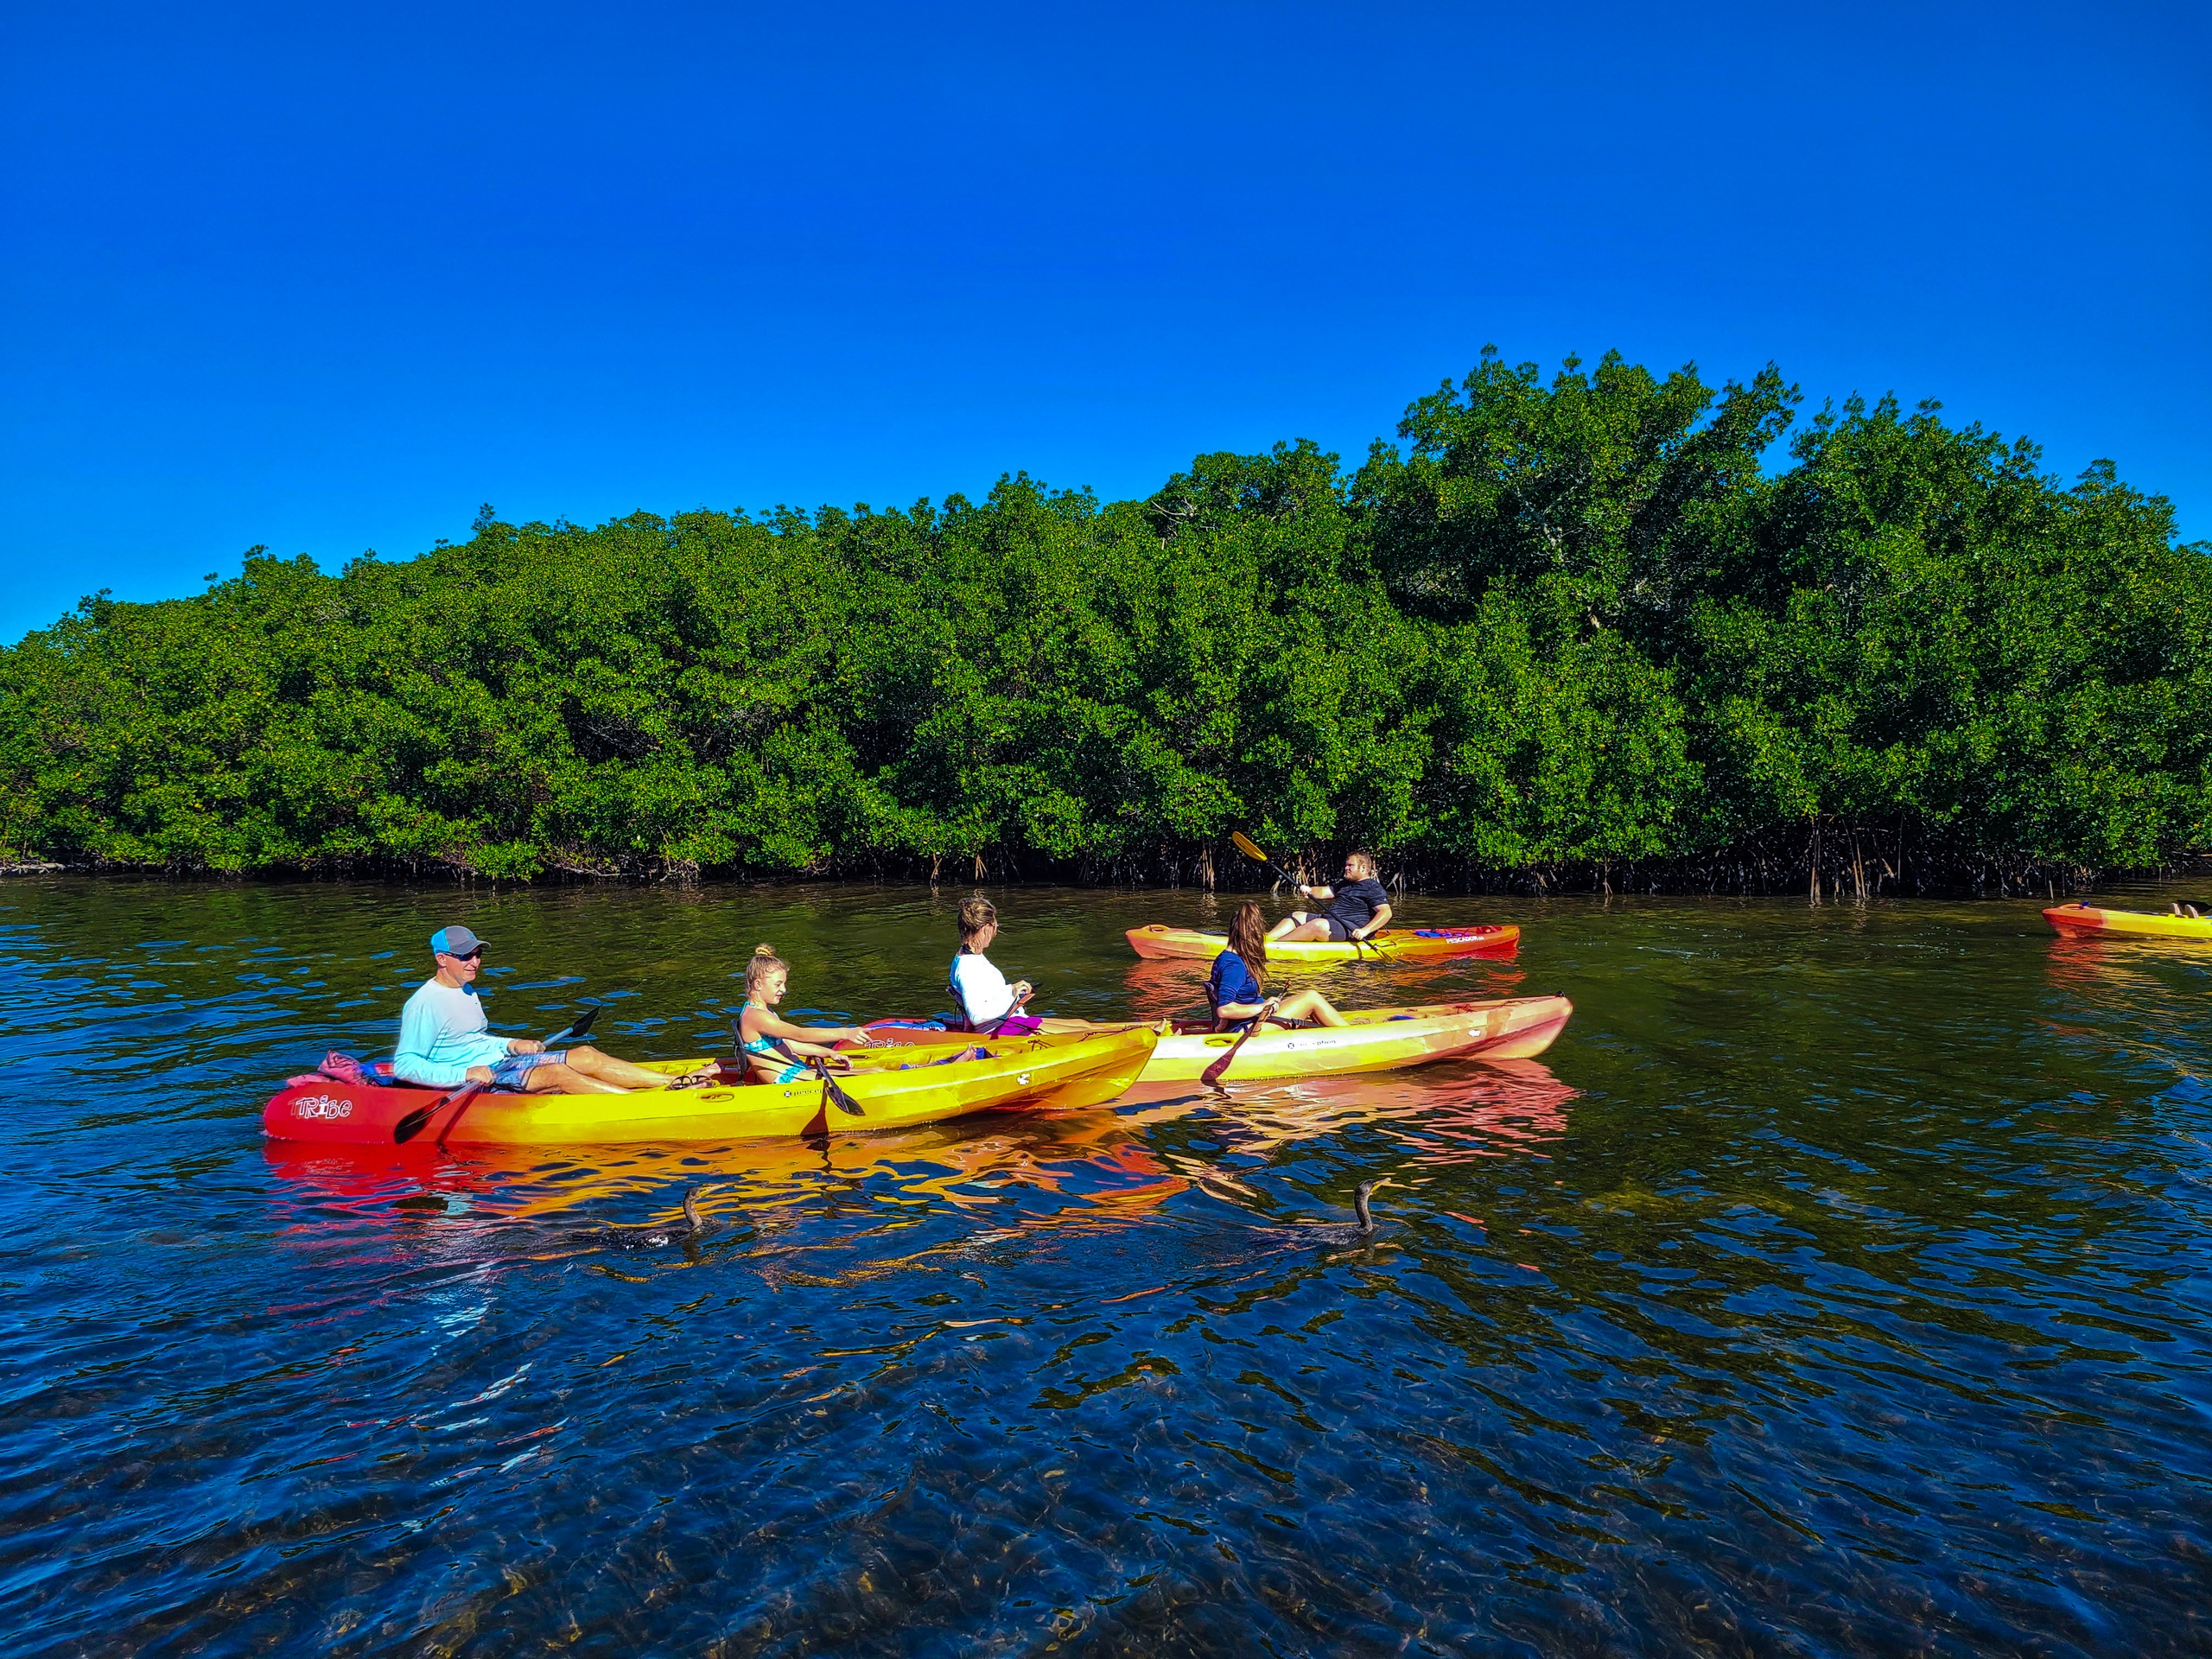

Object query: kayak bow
[2044,902,2212,942]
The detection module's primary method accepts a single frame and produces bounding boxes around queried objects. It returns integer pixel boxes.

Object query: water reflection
[260,1058,1578,1250]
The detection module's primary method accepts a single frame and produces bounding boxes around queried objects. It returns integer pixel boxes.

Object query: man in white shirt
[392,925,675,1094]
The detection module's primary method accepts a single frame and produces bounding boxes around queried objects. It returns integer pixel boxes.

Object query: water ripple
[1,880,2209,1652]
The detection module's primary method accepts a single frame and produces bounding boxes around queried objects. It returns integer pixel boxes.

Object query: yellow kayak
[264,1026,1160,1147]
[1126,922,1518,965]
[2044,902,2212,942]
[862,995,1573,1083]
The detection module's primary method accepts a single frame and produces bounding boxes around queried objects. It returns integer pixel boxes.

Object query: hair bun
[753,943,777,958]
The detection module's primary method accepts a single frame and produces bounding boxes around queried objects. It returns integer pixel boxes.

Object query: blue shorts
[489,1050,569,1090]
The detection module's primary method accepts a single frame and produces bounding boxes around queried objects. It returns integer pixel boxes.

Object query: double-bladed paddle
[393,1006,601,1145]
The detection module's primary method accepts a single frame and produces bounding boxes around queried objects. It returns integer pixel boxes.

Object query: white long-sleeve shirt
[392,977,513,1087]
[950,951,1022,1027]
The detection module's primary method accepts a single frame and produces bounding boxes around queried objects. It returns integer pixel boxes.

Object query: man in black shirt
[1268,850,1394,944]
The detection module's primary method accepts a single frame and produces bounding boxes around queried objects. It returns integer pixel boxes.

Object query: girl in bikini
[732,944,876,1084]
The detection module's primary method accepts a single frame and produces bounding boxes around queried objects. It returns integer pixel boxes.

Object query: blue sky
[3,1,2206,643]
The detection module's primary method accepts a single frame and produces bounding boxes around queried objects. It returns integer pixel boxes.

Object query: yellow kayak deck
[863,996,1572,1082]
[409,1026,1155,1146]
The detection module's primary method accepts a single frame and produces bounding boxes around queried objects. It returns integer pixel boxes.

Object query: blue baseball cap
[429,925,487,957]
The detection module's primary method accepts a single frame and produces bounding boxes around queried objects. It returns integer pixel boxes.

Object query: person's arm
[1352,901,1394,940]
[1216,997,1276,1021]
[749,1009,873,1045]
[752,1008,871,1044]
[1299,882,1338,903]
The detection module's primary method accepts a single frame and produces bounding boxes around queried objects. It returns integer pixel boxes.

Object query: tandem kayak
[264,1026,1160,1147]
[2044,902,2212,943]
[1125,923,1518,964]
[861,995,1573,1082]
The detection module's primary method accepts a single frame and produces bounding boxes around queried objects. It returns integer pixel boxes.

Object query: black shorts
[1298,912,1355,942]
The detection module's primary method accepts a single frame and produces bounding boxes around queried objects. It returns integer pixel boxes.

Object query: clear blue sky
[4,1,2206,643]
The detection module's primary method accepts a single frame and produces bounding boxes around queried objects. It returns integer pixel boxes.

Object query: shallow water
[1,877,2208,1656]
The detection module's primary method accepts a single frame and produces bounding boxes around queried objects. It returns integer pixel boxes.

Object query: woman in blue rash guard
[1211,902,1350,1032]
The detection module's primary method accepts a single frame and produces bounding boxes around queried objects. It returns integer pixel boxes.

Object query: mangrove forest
[4,349,2207,893]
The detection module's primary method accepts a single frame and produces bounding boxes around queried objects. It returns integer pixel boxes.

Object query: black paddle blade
[812,1058,866,1117]
[569,1006,600,1040]
[395,1083,481,1145]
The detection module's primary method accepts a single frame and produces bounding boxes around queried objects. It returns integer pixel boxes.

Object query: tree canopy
[4,350,2206,893]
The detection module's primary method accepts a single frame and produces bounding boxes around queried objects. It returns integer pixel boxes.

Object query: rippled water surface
[3,878,2209,1655]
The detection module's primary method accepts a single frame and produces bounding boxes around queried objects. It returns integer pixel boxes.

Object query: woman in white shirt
[950,896,1047,1035]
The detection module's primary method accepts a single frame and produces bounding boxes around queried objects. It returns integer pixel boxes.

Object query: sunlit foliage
[3,352,2205,888]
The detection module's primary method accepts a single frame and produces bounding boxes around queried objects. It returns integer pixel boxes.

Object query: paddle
[810,1056,868,1118]
[1201,997,1279,1087]
[393,1007,600,1145]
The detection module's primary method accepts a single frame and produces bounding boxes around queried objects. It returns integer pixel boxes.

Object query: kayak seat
[318,1052,403,1087]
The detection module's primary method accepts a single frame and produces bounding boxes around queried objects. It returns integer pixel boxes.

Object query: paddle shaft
[392,1008,598,1145]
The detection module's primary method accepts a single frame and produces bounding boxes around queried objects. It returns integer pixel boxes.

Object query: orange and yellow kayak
[863,995,1572,1082]
[264,1025,1159,1147]
[1125,923,1518,965]
[2044,902,2212,943]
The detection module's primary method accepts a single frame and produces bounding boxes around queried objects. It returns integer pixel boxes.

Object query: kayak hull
[2044,903,2212,942]
[1125,923,1518,965]
[263,1027,1159,1147]
[864,995,1573,1081]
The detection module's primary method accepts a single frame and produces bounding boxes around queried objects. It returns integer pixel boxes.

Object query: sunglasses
[441,948,484,962]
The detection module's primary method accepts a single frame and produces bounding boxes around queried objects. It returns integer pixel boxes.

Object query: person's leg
[1272,988,1349,1027]
[519,1063,627,1095]
[562,1045,679,1090]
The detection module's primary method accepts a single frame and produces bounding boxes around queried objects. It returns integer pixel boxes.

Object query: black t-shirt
[1325,877,1389,931]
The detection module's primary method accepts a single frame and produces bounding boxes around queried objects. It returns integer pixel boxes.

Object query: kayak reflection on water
[259,1058,1576,1245]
